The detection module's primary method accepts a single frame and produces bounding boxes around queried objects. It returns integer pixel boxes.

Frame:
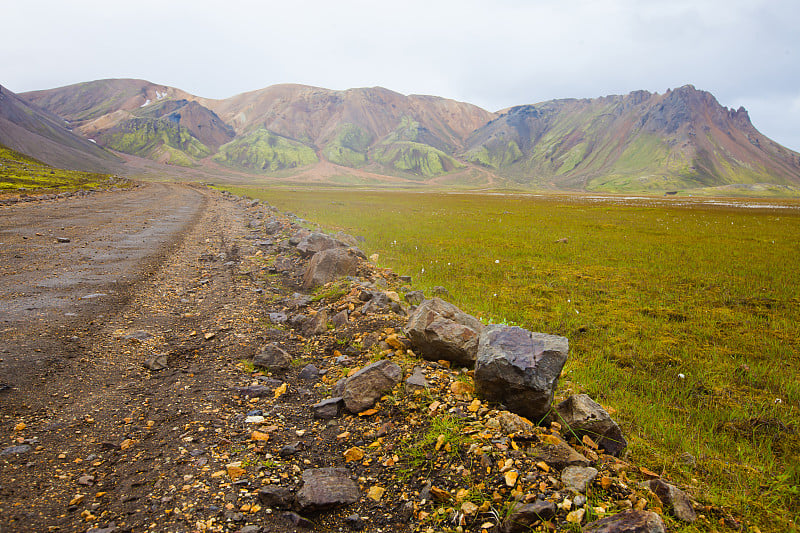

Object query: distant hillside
[463,86,800,191]
[17,79,800,192]
[0,84,121,172]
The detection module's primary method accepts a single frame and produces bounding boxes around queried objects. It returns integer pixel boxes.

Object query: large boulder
[474,325,568,422]
[582,510,666,533]
[553,394,627,457]
[302,248,361,289]
[295,468,359,511]
[403,298,484,366]
[341,360,403,413]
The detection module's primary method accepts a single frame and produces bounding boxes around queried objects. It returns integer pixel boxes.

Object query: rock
[295,468,359,511]
[300,310,329,337]
[360,291,391,315]
[298,364,321,381]
[404,366,429,392]
[341,360,403,413]
[264,218,283,235]
[268,312,288,324]
[253,344,292,371]
[474,325,568,421]
[404,290,425,306]
[289,228,311,246]
[56,237,70,243]
[403,298,485,366]
[432,286,450,298]
[237,384,280,398]
[312,397,343,419]
[283,511,315,528]
[273,257,295,273]
[238,526,263,533]
[553,394,627,457]
[530,437,590,469]
[302,248,361,289]
[286,293,311,309]
[258,486,293,509]
[642,479,697,522]
[502,500,557,532]
[399,275,412,283]
[334,231,359,247]
[498,411,536,435]
[0,444,31,456]
[582,509,666,533]
[280,441,303,457]
[330,310,349,329]
[124,330,153,342]
[143,354,168,371]
[296,232,346,257]
[561,466,599,493]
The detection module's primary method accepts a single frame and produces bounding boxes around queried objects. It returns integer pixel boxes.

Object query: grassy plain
[230,186,799,530]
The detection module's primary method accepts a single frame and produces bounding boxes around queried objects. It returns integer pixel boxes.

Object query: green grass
[226,186,800,531]
[0,144,123,192]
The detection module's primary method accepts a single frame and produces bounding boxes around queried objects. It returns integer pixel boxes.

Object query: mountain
[463,85,800,191]
[16,79,800,192]
[0,84,121,172]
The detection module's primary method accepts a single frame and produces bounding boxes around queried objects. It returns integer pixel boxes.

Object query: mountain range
[3,79,799,192]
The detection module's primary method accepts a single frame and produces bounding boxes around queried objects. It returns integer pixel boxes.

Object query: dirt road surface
[0,183,281,531]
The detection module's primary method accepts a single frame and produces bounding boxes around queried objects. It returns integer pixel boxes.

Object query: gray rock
[258,486,293,509]
[643,479,697,522]
[474,325,568,422]
[300,309,329,337]
[253,344,292,371]
[312,397,343,419]
[302,248,361,289]
[341,360,403,413]
[561,466,599,493]
[404,290,425,306]
[553,394,627,457]
[333,231,359,247]
[360,292,391,315]
[403,298,484,366]
[502,500,557,532]
[582,510,666,533]
[268,312,288,324]
[0,444,31,456]
[330,310,349,329]
[298,364,320,381]
[264,218,283,235]
[279,441,303,457]
[404,366,429,392]
[289,228,311,246]
[273,257,295,273]
[286,293,311,309]
[295,468,359,511]
[56,237,71,243]
[296,232,345,257]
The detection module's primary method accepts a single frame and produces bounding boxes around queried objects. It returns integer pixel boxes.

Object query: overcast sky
[3,0,799,150]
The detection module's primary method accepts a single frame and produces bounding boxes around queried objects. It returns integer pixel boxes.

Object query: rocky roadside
[0,187,742,533]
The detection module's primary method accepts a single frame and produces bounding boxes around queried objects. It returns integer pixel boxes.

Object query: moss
[98,118,210,164]
[213,129,318,172]
[370,141,463,178]
[0,143,124,192]
[322,123,372,167]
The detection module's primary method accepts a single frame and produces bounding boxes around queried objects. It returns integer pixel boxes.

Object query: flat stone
[143,354,168,371]
[258,486,293,509]
[530,437,590,469]
[312,397,343,419]
[295,468,359,511]
[582,509,666,533]
[0,445,31,456]
[404,366,429,392]
[341,360,403,413]
[502,500,557,532]
[298,364,320,381]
